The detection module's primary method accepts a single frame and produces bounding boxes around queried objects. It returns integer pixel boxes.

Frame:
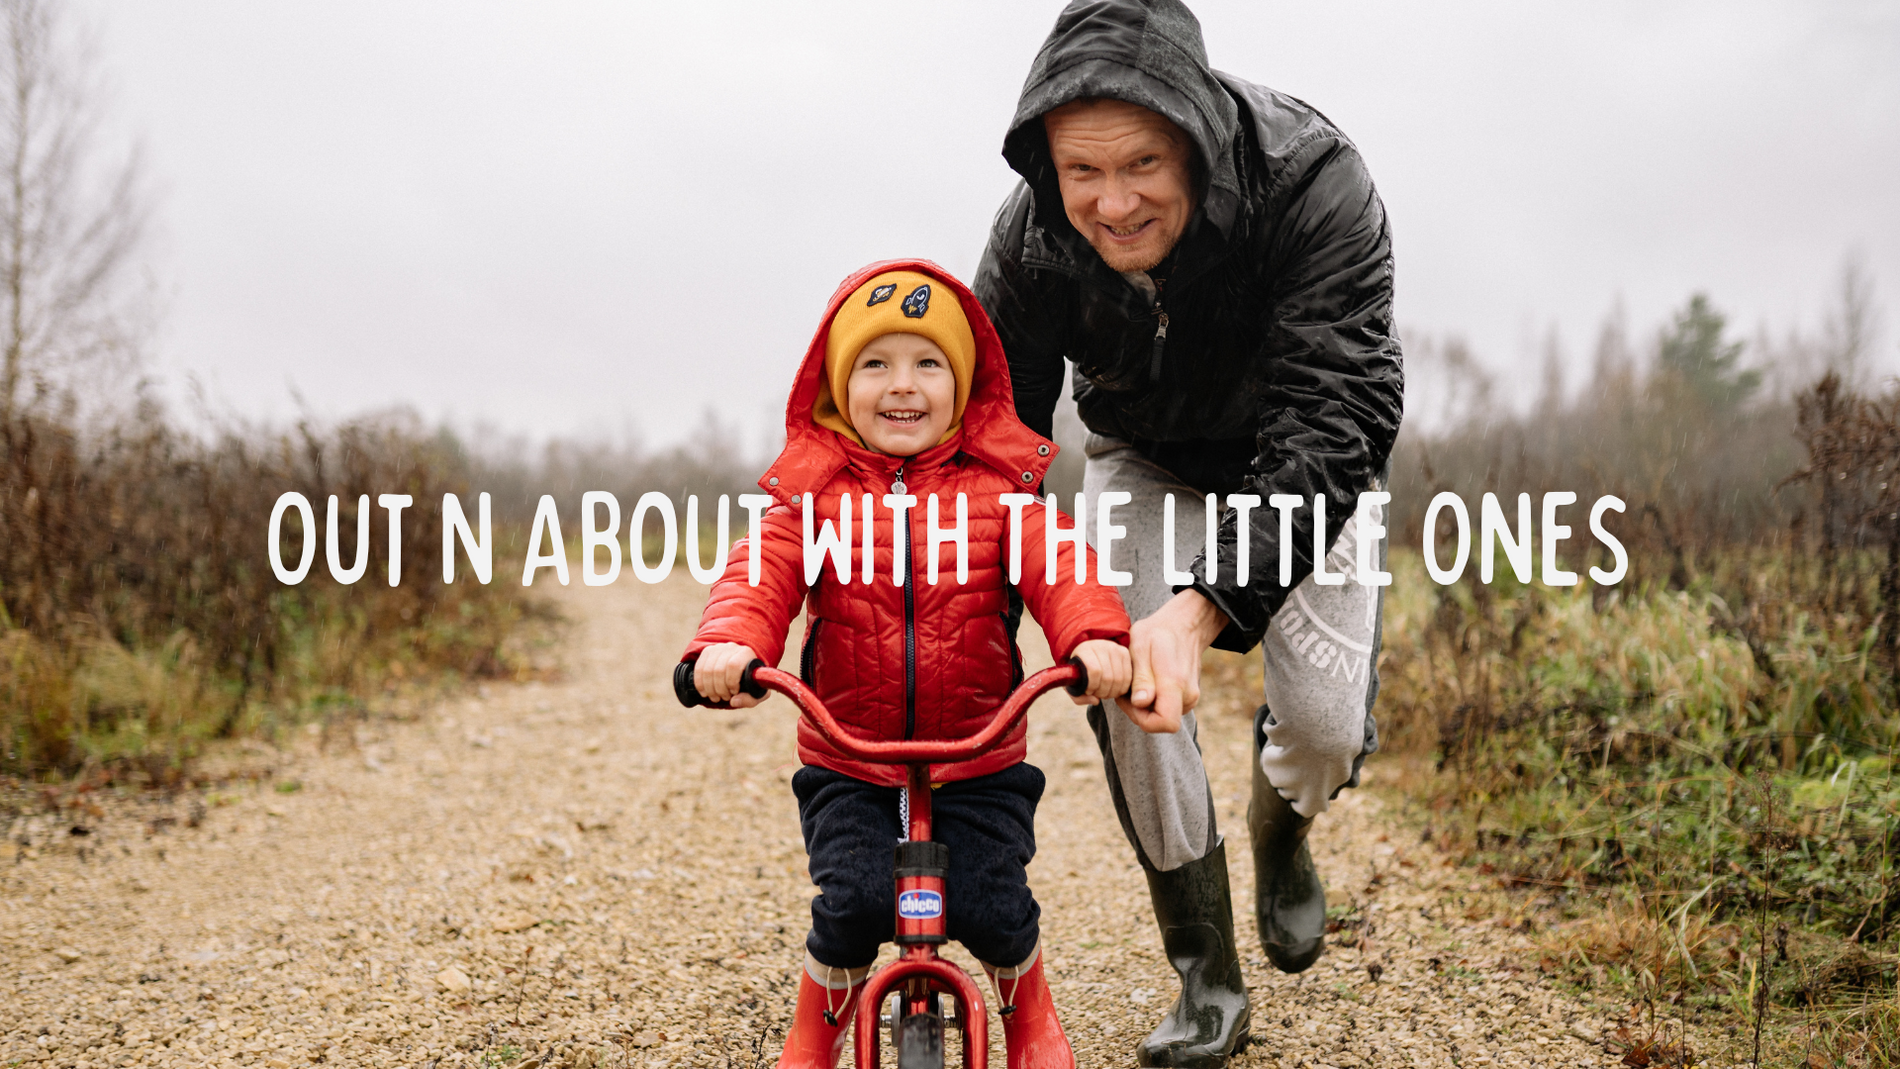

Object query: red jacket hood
[759,259,1057,506]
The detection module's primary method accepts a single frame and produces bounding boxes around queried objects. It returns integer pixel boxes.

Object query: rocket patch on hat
[901,285,931,318]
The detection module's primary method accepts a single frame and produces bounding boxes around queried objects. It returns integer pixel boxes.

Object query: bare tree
[0,0,145,422]
[1822,253,1879,390]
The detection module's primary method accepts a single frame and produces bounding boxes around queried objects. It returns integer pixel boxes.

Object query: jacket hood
[759,259,1057,505]
[1002,0,1243,240]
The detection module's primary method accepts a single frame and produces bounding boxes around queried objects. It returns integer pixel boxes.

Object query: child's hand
[1069,639,1133,707]
[693,642,764,708]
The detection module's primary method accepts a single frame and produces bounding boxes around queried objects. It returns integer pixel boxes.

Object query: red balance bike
[675,656,1090,1069]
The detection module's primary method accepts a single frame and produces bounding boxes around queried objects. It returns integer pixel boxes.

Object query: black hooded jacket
[974,0,1405,653]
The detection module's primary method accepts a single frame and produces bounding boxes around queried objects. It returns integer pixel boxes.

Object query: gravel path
[3,581,1693,1068]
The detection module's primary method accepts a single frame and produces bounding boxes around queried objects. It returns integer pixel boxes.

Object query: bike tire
[894,990,947,1069]
[895,1008,944,1069]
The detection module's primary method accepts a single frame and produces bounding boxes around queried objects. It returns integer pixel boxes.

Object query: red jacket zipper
[896,465,917,740]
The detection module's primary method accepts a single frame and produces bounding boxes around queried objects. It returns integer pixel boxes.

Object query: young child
[680,260,1133,1069]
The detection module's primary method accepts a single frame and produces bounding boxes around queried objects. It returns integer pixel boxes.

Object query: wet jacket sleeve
[1190,140,1404,652]
[975,187,1070,442]
[681,505,810,667]
[1013,497,1132,659]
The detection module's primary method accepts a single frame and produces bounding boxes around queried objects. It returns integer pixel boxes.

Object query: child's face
[845,333,956,456]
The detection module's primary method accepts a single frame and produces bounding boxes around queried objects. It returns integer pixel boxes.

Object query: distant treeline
[1389,277,1895,622]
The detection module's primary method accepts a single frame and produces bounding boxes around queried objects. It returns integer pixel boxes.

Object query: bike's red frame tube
[739,662,1085,1069]
[892,766,942,950]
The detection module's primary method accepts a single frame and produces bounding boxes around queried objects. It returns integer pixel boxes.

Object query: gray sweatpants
[1080,434,1384,873]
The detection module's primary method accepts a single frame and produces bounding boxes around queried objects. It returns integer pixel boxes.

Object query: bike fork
[852,765,988,1069]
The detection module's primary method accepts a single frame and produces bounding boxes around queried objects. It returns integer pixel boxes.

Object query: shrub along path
[2,581,1687,1068]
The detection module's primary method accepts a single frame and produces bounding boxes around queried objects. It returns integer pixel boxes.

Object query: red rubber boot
[988,951,1075,1069]
[777,967,861,1069]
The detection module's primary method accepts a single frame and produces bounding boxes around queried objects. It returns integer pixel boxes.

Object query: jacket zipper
[1148,277,1169,382]
[895,466,917,741]
[1019,249,1177,383]
[799,619,821,685]
[1006,613,1024,689]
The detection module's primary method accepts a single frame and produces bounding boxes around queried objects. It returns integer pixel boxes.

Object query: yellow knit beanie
[812,270,977,447]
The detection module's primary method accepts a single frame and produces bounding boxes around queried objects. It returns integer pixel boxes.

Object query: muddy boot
[1136,842,1251,1069]
[1250,704,1326,973]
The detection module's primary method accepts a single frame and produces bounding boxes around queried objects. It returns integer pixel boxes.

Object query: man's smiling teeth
[881,410,926,424]
[1107,221,1150,237]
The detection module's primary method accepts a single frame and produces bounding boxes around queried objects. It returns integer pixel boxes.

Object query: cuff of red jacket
[681,631,784,668]
[1049,625,1132,663]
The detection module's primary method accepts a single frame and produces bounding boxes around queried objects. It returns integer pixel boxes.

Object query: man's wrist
[1167,589,1229,647]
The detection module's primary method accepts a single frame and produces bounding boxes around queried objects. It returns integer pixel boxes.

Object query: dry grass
[0,405,548,782]
[1378,303,1900,1060]
[1371,537,1898,1059]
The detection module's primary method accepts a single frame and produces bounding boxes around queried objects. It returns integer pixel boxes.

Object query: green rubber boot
[1250,704,1326,973]
[1135,841,1251,1069]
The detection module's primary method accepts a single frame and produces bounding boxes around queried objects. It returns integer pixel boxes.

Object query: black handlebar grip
[674,658,770,708]
[738,658,768,699]
[673,660,706,707]
[1064,657,1090,698]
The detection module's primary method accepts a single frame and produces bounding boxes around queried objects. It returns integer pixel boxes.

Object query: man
[974,1,1404,1066]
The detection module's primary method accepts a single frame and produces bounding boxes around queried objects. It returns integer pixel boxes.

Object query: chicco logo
[897,889,944,919]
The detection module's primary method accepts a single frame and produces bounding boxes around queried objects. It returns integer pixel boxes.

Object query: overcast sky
[82,0,1900,448]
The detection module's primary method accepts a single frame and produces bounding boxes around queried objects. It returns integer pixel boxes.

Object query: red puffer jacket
[682,259,1131,786]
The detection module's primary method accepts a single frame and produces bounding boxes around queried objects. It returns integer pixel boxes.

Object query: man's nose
[1098,175,1141,220]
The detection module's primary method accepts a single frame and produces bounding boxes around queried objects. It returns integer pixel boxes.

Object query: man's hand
[1068,639,1133,706]
[1116,590,1228,734]
[692,642,764,708]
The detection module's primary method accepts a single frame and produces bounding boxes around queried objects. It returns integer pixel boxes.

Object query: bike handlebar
[673,657,1091,765]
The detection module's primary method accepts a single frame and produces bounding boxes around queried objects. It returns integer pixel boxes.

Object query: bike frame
[733,661,1086,1069]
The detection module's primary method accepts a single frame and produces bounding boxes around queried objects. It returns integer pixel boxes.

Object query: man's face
[1043,98,1196,274]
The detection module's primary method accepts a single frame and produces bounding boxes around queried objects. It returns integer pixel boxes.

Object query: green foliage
[1379,547,1898,1054]
[1657,293,1762,413]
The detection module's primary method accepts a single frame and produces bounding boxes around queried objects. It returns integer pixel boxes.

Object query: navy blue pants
[793,763,1044,969]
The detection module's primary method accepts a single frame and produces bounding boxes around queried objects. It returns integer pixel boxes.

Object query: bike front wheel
[894,993,944,1069]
